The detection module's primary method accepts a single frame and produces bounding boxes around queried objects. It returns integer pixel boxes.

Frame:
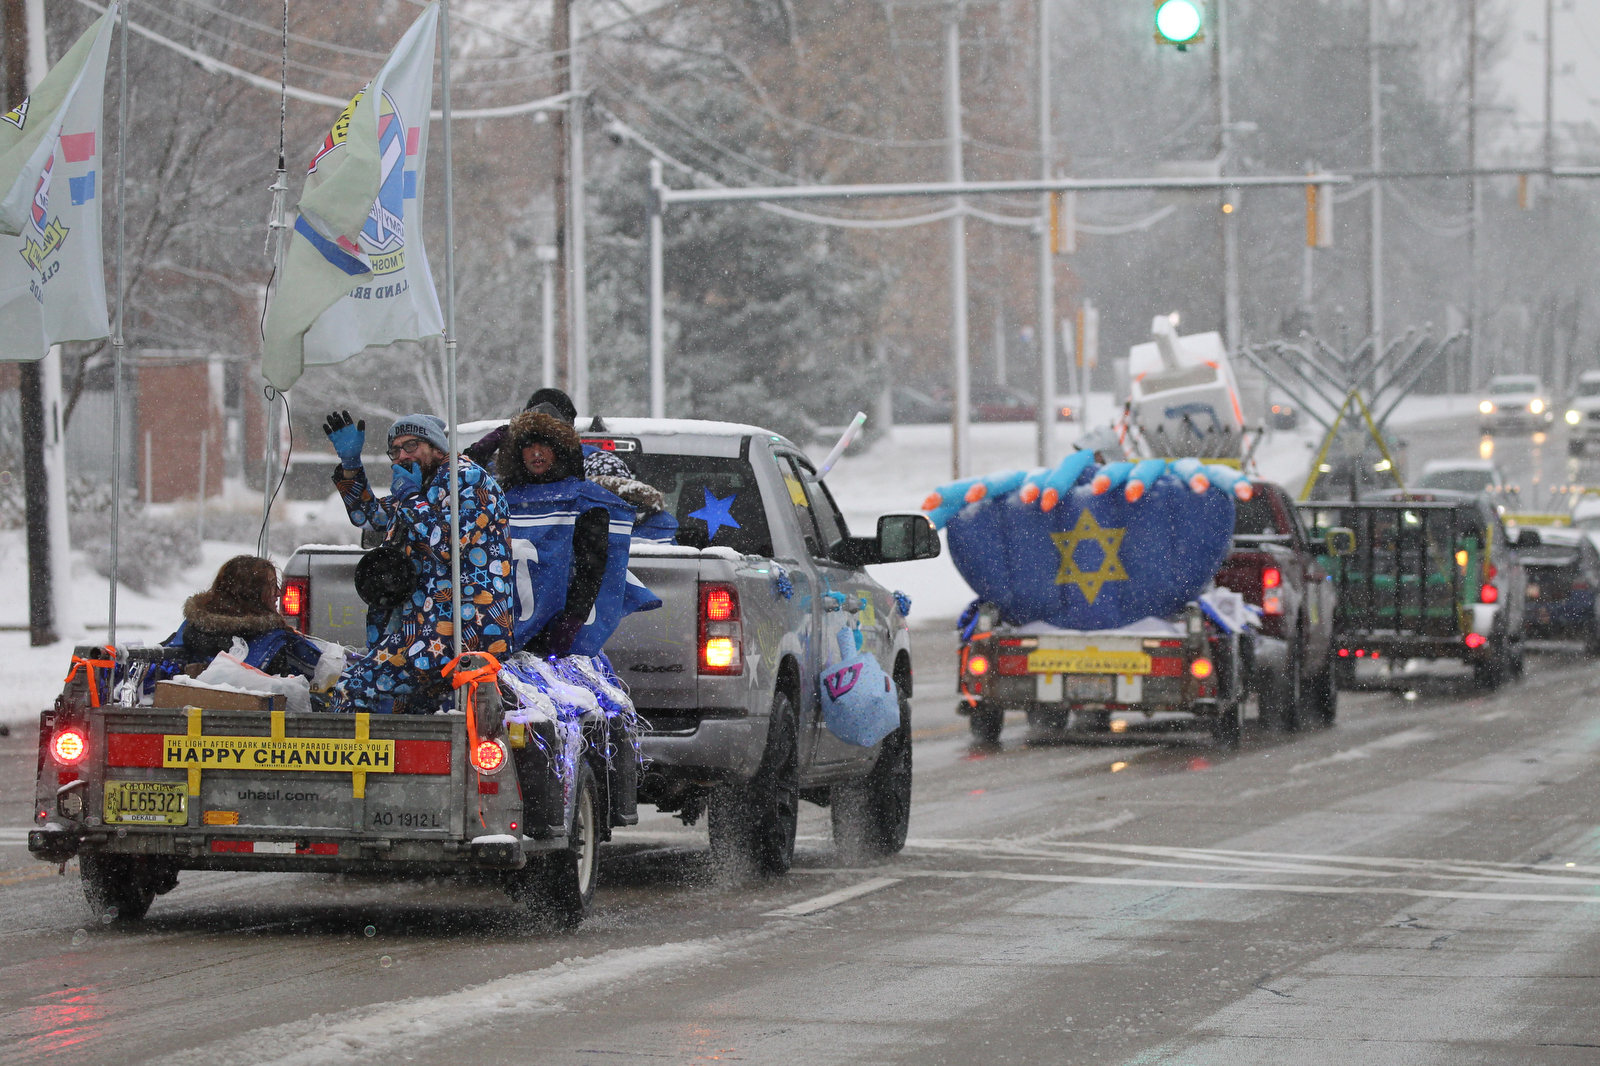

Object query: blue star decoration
[689,488,741,541]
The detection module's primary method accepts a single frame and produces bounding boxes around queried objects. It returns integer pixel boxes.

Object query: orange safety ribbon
[62,646,117,708]
[442,652,505,830]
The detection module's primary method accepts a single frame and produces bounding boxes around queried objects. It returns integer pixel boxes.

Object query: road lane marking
[763,876,902,917]
[903,839,1600,885]
[1289,727,1436,772]
[876,867,1600,905]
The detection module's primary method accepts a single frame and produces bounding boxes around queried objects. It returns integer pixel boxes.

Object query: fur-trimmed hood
[181,594,290,637]
[496,410,585,487]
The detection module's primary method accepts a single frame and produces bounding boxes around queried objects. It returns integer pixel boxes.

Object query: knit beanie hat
[387,414,449,455]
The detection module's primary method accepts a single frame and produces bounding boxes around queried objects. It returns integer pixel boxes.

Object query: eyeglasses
[387,437,427,460]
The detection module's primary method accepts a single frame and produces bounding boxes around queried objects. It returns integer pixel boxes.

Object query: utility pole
[1214,0,1239,353]
[566,0,588,415]
[548,1,569,391]
[1368,0,1383,357]
[945,4,970,478]
[1544,0,1554,173]
[1466,0,1479,390]
[7,0,69,646]
[1034,0,1055,469]
[538,244,557,387]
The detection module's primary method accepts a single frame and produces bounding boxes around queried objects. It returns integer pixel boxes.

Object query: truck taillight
[281,577,310,634]
[1480,583,1498,604]
[51,727,87,766]
[1262,567,1281,590]
[698,582,742,675]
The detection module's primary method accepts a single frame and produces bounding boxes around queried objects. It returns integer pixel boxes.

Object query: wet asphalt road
[5,417,1600,1065]
[5,628,1600,1065]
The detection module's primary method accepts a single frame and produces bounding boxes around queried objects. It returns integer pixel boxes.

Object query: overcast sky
[1498,0,1600,163]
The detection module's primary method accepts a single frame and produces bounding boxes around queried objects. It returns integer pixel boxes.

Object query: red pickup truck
[1214,479,1338,731]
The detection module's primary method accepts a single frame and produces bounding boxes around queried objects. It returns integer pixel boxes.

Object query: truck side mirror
[878,514,941,563]
[1324,527,1356,557]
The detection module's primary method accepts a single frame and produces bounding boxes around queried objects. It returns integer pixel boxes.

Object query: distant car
[1564,370,1600,455]
[1267,401,1299,430]
[891,386,951,424]
[1515,526,1600,653]
[971,386,1038,423]
[1416,458,1508,498]
[1479,374,1553,433]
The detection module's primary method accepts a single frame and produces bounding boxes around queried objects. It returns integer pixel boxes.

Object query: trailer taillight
[1465,632,1487,649]
[966,654,990,676]
[1480,583,1499,604]
[281,577,310,634]
[51,727,87,766]
[471,737,508,775]
[698,583,743,675]
[1189,658,1214,680]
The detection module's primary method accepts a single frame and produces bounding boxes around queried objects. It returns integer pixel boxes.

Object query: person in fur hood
[162,555,321,679]
[495,410,618,656]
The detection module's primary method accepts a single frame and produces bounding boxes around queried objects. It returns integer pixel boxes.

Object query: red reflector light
[996,654,1029,676]
[1338,648,1350,657]
[51,728,86,766]
[1465,632,1487,649]
[1150,657,1182,677]
[1370,650,1380,659]
[478,780,499,795]
[1485,563,1497,579]
[966,654,990,676]
[1355,649,1365,657]
[1480,583,1499,604]
[1190,658,1214,679]
[471,738,507,774]
[705,588,735,621]
[1262,567,1281,590]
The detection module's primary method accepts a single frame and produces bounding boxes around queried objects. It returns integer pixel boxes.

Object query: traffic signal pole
[1034,0,1054,469]
[1368,0,1384,361]
[944,5,970,480]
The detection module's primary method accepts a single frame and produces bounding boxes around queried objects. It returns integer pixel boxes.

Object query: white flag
[0,9,115,360]
[262,3,442,390]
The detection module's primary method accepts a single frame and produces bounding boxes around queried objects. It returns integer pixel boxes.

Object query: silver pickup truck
[285,417,940,877]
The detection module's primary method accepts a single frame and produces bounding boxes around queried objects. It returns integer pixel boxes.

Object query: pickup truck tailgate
[611,556,703,710]
[95,707,468,841]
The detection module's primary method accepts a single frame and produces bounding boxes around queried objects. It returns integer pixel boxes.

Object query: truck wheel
[1309,651,1338,726]
[968,704,1004,744]
[1210,699,1243,749]
[708,691,799,878]
[832,696,913,863]
[1473,639,1506,691]
[505,761,599,928]
[1259,649,1302,733]
[80,854,157,922]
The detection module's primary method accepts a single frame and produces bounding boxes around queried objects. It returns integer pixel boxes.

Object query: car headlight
[1530,399,1545,414]
[1568,409,1582,425]
[1479,400,1494,414]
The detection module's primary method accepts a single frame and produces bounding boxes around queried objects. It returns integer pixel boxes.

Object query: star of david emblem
[1051,509,1129,604]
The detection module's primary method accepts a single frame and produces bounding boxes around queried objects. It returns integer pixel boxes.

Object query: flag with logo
[0,7,116,360]
[262,1,442,391]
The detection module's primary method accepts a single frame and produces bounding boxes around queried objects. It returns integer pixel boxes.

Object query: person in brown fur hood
[495,410,586,487]
[495,410,614,655]
[162,555,321,678]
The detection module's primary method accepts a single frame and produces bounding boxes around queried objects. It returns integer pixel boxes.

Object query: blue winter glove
[390,461,423,499]
[323,410,365,466]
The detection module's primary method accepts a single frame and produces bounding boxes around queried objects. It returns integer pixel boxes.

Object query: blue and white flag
[262,2,442,390]
[0,8,115,359]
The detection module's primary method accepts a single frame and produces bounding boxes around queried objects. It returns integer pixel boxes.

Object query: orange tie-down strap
[441,652,504,749]
[62,646,118,708]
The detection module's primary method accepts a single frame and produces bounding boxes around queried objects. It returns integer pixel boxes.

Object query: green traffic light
[1155,0,1204,46]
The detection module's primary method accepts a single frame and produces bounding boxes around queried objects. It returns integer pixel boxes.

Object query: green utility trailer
[1301,490,1526,690]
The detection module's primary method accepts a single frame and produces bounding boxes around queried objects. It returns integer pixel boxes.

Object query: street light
[1154,0,1204,49]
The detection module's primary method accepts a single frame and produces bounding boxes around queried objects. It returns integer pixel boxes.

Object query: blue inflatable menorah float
[922,453,1246,630]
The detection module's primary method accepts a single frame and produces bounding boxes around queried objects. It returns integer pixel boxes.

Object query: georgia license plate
[1063,675,1115,701]
[104,781,187,826]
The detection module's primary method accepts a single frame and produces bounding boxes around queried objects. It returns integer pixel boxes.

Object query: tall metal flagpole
[258,0,289,559]
[440,0,462,663]
[109,0,128,647]
[1034,0,1054,469]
